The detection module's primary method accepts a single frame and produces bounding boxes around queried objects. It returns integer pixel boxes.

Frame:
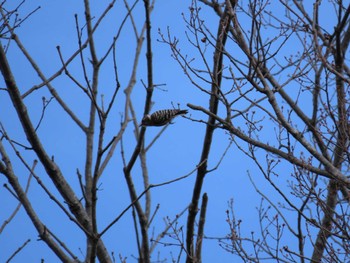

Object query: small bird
[141,109,188,127]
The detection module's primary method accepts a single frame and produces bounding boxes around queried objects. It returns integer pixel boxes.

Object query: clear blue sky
[0,1,336,262]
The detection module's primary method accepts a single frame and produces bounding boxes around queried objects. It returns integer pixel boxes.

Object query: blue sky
[0,1,338,262]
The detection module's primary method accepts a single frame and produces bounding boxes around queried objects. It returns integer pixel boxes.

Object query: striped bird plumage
[141,109,188,126]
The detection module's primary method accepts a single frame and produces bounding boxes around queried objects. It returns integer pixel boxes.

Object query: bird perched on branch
[141,109,188,127]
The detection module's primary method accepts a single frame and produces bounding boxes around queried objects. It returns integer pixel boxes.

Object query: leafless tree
[0,0,183,262]
[2,0,350,263]
[160,0,350,262]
